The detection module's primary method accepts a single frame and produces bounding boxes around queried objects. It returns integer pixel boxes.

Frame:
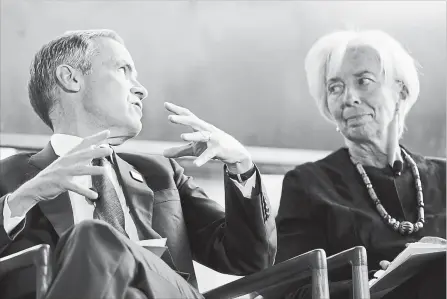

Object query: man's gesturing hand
[7,130,112,217]
[163,102,253,174]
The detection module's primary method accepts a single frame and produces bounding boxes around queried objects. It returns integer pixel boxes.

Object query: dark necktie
[92,157,128,237]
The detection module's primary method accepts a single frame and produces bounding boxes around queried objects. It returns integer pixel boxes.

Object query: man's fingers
[82,130,111,146]
[168,115,210,131]
[69,130,111,153]
[65,181,98,200]
[164,102,194,116]
[379,260,391,270]
[68,165,106,176]
[67,146,113,162]
[194,148,216,167]
[163,143,195,158]
[181,131,211,142]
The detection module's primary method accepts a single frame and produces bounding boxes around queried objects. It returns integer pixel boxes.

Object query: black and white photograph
[0,1,445,299]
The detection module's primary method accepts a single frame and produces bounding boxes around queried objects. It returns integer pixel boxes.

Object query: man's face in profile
[81,37,147,142]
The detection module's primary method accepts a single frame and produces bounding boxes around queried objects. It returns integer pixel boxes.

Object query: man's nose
[131,81,148,101]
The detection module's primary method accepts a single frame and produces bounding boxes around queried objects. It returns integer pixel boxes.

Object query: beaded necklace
[349,148,425,235]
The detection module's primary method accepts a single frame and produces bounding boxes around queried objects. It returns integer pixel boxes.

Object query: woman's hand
[369,260,391,284]
[379,260,391,270]
[369,237,446,285]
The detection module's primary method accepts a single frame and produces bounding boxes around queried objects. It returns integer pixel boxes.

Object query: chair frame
[0,245,52,299]
[0,245,370,299]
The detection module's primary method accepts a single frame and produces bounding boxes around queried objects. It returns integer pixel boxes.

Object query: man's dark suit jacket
[0,143,277,299]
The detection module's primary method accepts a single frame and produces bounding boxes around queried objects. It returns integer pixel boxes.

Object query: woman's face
[326,46,401,144]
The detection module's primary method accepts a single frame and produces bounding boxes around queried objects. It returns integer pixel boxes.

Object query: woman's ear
[397,80,409,101]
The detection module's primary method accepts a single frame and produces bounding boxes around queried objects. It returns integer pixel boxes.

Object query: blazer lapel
[29,142,74,237]
[322,148,384,210]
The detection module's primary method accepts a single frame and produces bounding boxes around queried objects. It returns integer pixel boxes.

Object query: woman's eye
[119,67,126,74]
[358,77,373,86]
[328,83,344,94]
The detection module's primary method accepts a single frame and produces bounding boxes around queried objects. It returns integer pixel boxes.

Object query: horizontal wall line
[0,133,331,165]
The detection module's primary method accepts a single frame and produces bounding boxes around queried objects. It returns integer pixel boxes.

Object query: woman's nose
[343,87,361,106]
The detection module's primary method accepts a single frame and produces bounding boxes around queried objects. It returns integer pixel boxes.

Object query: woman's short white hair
[304,30,420,129]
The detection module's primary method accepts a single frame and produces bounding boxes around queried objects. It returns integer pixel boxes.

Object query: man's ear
[55,64,82,92]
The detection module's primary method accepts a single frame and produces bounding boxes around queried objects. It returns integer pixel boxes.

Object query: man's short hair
[28,29,124,130]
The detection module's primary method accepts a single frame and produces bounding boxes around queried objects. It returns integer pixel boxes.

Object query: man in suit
[0,29,277,299]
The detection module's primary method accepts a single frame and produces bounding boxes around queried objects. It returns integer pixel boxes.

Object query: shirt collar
[50,134,113,160]
[51,134,83,157]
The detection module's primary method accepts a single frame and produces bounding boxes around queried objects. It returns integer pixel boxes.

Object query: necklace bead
[350,148,425,236]
[399,221,414,235]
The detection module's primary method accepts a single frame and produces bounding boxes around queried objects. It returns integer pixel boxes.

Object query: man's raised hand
[162,102,253,174]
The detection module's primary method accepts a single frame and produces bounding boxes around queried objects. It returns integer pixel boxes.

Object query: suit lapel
[29,142,74,237]
[113,153,160,240]
[29,145,182,272]
[114,153,183,273]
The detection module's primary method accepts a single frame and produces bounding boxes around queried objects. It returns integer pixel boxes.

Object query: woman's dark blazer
[275,147,446,298]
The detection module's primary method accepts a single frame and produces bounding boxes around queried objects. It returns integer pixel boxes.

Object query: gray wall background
[1,0,445,157]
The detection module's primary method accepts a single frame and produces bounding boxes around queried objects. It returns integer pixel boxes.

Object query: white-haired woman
[274,30,445,299]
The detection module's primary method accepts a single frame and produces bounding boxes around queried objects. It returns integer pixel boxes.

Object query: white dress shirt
[3,134,257,239]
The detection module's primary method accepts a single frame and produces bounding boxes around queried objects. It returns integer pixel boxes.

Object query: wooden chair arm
[203,246,370,299]
[203,249,329,299]
[0,244,52,299]
[327,246,370,299]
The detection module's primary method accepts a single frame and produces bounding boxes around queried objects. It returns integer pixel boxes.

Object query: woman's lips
[345,114,372,125]
[345,113,372,120]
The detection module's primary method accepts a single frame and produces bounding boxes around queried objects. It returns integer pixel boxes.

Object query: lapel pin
[130,170,144,183]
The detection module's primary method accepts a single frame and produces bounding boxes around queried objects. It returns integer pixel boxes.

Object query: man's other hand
[7,130,112,217]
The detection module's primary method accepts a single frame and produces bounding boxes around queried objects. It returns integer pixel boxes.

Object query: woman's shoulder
[424,156,446,175]
[284,147,349,191]
[404,147,445,175]
[287,147,348,177]
[422,156,446,168]
[280,148,348,210]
